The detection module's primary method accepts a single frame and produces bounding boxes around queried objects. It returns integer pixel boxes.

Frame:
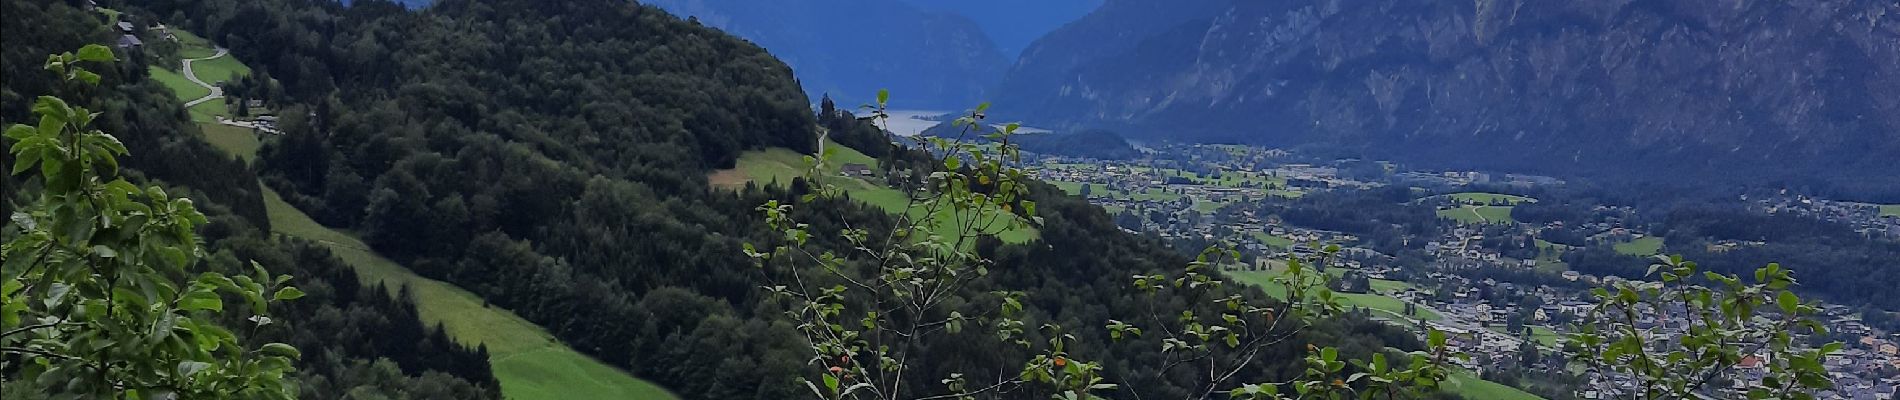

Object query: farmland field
[1613,236,1665,256]
[191,54,251,86]
[149,66,209,100]
[1437,205,1514,224]
[1192,200,1229,212]
[197,123,260,162]
[1881,204,1899,217]
[188,101,228,122]
[1226,270,1442,321]
[1532,240,1571,272]
[1489,325,1562,348]
[1252,232,1295,249]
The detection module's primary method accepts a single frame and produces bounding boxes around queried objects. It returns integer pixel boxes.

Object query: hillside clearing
[714,142,1038,243]
[198,123,260,162]
[1445,370,1544,400]
[1226,270,1442,321]
[149,66,209,100]
[1613,236,1665,256]
[1437,205,1514,225]
[264,188,677,400]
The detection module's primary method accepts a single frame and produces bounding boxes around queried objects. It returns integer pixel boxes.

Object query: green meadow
[263,188,677,400]
[720,142,1038,243]
[149,66,209,100]
[1445,370,1544,400]
[1437,205,1515,225]
[1226,270,1442,322]
[1613,236,1665,256]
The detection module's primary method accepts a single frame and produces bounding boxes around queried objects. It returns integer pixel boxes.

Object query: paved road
[180,48,228,108]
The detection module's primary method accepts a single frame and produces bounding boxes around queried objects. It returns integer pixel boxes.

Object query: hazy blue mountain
[644,0,1009,109]
[996,0,1900,194]
[896,0,1102,58]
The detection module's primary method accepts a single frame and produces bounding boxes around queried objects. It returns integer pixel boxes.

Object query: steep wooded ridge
[136,0,1429,398]
[1,1,498,398]
[997,0,1900,197]
[645,0,1010,108]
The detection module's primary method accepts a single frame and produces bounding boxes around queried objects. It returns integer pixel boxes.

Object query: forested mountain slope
[2,1,497,398]
[645,0,1009,108]
[136,0,1435,398]
[996,0,1900,198]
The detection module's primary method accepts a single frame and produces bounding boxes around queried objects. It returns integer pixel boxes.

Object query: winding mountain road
[179,48,228,108]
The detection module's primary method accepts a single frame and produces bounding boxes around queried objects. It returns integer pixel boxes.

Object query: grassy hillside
[716,141,1038,243]
[164,32,677,399]
[191,53,251,85]
[1445,370,1543,400]
[149,66,208,100]
[198,123,260,162]
[262,189,676,400]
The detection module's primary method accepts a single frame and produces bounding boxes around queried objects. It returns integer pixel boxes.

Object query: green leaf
[271,286,305,301]
[875,89,889,106]
[176,361,211,378]
[74,70,100,86]
[260,342,301,359]
[76,45,116,62]
[178,290,223,312]
[3,124,32,140]
[1776,290,1798,315]
[32,96,70,123]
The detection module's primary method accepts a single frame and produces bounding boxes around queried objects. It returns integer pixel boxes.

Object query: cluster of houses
[1399,170,1566,188]
[1754,195,1900,240]
[1032,142,1899,398]
[94,2,177,50]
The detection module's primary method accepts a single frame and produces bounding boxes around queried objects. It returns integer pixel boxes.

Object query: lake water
[879,109,1054,136]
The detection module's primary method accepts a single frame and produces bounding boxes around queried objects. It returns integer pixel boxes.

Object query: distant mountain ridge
[895,0,1102,58]
[996,0,1900,196]
[644,0,1009,108]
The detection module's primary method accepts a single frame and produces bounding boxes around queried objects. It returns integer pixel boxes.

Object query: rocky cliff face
[997,0,1900,192]
[646,0,1008,108]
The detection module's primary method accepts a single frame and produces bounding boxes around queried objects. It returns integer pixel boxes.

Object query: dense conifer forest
[2,0,498,397]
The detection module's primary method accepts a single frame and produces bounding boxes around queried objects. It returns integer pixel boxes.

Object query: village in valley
[1021,142,1900,399]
